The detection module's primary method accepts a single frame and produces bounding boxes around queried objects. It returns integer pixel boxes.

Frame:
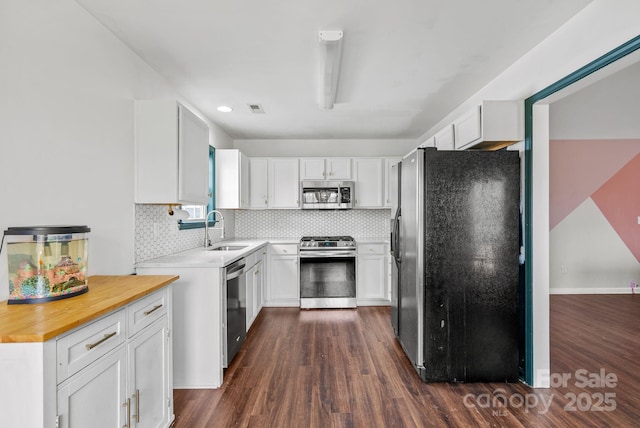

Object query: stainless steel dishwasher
[223,258,247,368]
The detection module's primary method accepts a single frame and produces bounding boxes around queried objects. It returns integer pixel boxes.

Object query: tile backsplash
[134,205,234,263]
[135,206,390,263]
[234,209,391,239]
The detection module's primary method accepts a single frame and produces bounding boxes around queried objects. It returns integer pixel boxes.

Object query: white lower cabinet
[246,258,265,330]
[266,244,299,306]
[356,243,389,306]
[56,288,173,428]
[255,259,264,311]
[56,346,127,428]
[127,316,171,428]
[136,244,267,390]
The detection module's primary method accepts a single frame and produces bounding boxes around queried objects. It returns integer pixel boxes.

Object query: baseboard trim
[263,301,300,307]
[356,298,391,306]
[550,287,637,295]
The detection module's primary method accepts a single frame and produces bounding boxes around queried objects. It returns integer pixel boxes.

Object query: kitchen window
[179,145,215,230]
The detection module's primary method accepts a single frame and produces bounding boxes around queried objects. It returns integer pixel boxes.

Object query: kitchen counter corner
[0,274,178,343]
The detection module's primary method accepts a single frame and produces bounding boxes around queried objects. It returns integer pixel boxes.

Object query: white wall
[234,139,416,157]
[550,61,640,139]
[0,0,231,300]
[548,61,640,293]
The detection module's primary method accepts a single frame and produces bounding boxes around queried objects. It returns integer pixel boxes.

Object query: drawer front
[57,309,126,383]
[127,288,168,338]
[245,251,257,269]
[269,244,298,255]
[357,243,386,255]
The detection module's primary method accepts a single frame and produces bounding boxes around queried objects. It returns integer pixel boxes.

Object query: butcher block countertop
[0,275,178,343]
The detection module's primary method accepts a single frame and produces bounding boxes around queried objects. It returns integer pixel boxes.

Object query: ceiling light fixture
[318,30,343,110]
[216,105,233,113]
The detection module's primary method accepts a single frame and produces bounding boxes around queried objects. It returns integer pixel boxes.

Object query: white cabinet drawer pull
[132,389,140,423]
[143,304,163,316]
[123,397,131,428]
[85,331,117,350]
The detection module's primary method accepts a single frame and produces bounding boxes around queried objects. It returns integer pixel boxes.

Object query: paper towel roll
[168,208,190,221]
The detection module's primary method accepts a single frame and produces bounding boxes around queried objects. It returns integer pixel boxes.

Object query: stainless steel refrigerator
[390,147,520,383]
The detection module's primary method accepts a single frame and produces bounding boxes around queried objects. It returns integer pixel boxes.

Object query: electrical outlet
[561,265,568,274]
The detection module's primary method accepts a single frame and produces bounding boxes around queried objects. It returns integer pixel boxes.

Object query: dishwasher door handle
[226,260,247,280]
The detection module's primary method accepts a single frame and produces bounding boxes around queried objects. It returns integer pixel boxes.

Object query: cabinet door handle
[143,304,163,316]
[86,331,117,350]
[132,389,140,423]
[123,397,131,428]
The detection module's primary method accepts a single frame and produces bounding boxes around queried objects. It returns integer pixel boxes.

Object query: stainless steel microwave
[300,181,354,209]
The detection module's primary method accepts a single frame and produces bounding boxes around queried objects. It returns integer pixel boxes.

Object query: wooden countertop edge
[0,275,179,343]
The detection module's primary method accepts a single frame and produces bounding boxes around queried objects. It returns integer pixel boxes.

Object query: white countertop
[135,239,270,269]
[134,237,388,270]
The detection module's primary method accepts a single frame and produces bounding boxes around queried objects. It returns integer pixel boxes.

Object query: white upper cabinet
[268,158,299,208]
[249,158,269,208]
[325,158,352,179]
[299,158,325,180]
[216,149,249,209]
[248,158,299,209]
[454,100,523,151]
[135,100,209,205]
[433,124,455,150]
[300,158,351,180]
[353,158,384,208]
[383,157,402,208]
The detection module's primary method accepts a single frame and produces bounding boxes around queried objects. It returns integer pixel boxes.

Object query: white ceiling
[75,0,593,140]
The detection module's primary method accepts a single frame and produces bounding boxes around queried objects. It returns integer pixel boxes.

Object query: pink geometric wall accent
[550,139,640,230]
[591,154,640,263]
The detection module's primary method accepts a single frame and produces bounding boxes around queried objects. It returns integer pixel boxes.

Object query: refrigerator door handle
[390,220,395,257]
[392,208,401,263]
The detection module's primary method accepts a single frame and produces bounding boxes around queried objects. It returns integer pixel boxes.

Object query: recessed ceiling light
[216,105,233,113]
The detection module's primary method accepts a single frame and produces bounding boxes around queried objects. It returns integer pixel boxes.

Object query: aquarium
[4,226,90,304]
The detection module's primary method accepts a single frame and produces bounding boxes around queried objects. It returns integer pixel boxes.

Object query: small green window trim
[178,145,216,230]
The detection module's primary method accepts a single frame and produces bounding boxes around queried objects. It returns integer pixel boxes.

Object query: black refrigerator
[390,147,520,383]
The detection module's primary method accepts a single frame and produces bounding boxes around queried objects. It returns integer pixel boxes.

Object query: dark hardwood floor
[173,295,640,427]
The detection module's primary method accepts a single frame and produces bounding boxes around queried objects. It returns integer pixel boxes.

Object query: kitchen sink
[207,245,248,251]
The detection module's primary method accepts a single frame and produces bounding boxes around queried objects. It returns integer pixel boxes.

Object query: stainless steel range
[299,236,357,309]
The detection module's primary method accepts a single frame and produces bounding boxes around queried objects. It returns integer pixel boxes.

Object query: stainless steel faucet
[204,210,224,247]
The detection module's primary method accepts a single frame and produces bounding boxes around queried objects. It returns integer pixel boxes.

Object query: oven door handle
[299,251,356,258]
